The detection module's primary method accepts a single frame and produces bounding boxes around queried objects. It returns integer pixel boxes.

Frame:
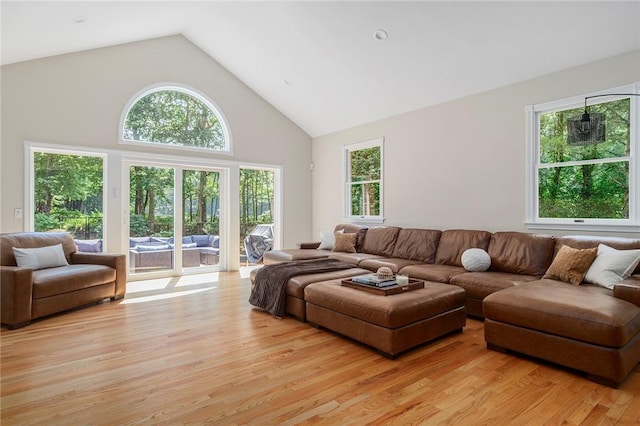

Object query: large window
[31,149,105,252]
[121,85,231,153]
[527,84,639,232]
[344,138,383,221]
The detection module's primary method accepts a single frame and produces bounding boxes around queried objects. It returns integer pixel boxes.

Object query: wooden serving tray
[340,278,425,296]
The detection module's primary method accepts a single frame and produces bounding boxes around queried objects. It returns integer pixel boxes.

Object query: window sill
[525,222,640,234]
[343,217,385,225]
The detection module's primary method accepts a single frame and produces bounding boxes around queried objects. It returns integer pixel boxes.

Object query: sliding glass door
[127,163,225,277]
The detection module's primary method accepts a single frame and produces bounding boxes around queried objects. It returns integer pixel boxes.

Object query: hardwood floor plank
[2,272,639,425]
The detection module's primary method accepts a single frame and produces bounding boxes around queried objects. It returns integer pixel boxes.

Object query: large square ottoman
[304,280,467,358]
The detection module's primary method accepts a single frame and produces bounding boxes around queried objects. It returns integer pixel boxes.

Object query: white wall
[0,35,312,264]
[312,49,640,237]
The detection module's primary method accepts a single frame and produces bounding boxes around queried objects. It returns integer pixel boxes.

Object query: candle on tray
[396,274,409,285]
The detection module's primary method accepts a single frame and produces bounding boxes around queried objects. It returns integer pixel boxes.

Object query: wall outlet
[14,208,23,219]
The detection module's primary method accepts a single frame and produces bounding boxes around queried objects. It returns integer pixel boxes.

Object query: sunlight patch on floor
[126,273,222,294]
[121,287,216,304]
[240,264,263,279]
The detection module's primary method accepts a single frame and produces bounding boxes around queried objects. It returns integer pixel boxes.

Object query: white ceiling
[2,1,640,137]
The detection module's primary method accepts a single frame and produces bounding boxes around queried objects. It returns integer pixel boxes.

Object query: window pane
[240,168,275,264]
[129,165,175,274]
[539,98,630,164]
[350,146,381,182]
[350,182,380,216]
[538,162,629,219]
[183,169,221,268]
[34,152,104,251]
[123,90,225,150]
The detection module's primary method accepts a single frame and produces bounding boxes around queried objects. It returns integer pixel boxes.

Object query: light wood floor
[2,272,639,425]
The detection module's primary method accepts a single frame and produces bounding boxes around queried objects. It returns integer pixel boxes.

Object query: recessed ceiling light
[284,80,292,86]
[373,29,388,41]
[72,16,87,24]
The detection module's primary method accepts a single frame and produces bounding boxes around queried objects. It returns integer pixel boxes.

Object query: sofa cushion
[317,230,336,250]
[398,263,466,283]
[483,280,640,348]
[333,233,358,253]
[334,224,368,251]
[543,245,598,285]
[328,252,384,266]
[129,236,152,248]
[359,227,401,256]
[358,258,425,274]
[450,271,539,300]
[32,264,117,299]
[584,244,640,289]
[391,228,441,263]
[285,268,370,298]
[135,243,171,252]
[74,239,103,253]
[191,235,210,247]
[13,244,69,270]
[488,232,555,276]
[263,249,332,265]
[435,230,491,267]
[555,235,640,275]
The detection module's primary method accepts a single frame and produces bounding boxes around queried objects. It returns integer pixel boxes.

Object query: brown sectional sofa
[259,224,640,387]
[1,232,126,329]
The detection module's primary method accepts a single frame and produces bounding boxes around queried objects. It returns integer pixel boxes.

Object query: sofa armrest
[70,253,127,299]
[298,242,321,249]
[1,266,34,328]
[614,281,640,307]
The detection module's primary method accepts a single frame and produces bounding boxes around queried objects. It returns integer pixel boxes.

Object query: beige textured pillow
[333,232,357,253]
[543,245,598,285]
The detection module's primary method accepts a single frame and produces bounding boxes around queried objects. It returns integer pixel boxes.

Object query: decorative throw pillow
[332,232,358,253]
[318,230,337,250]
[543,245,598,285]
[584,244,640,289]
[461,248,491,272]
[12,244,69,270]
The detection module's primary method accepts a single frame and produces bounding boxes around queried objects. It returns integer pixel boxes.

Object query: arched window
[121,85,231,153]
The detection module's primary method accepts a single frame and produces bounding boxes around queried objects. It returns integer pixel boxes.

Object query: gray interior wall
[311,49,640,238]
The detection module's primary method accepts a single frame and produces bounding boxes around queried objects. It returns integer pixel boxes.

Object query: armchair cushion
[13,244,69,270]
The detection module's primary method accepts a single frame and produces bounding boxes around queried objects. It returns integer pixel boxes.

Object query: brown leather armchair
[1,232,126,329]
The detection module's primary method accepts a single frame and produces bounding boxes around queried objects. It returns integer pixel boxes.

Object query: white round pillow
[461,248,491,272]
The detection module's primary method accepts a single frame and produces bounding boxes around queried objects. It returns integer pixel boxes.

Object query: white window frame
[343,138,384,223]
[25,143,108,249]
[525,83,640,233]
[119,83,233,156]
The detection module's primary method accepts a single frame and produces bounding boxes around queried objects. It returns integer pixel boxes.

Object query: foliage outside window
[122,87,230,152]
[240,168,274,238]
[528,85,639,230]
[33,151,104,243]
[345,139,383,221]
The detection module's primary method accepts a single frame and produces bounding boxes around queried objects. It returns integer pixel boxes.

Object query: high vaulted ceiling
[2,1,639,137]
